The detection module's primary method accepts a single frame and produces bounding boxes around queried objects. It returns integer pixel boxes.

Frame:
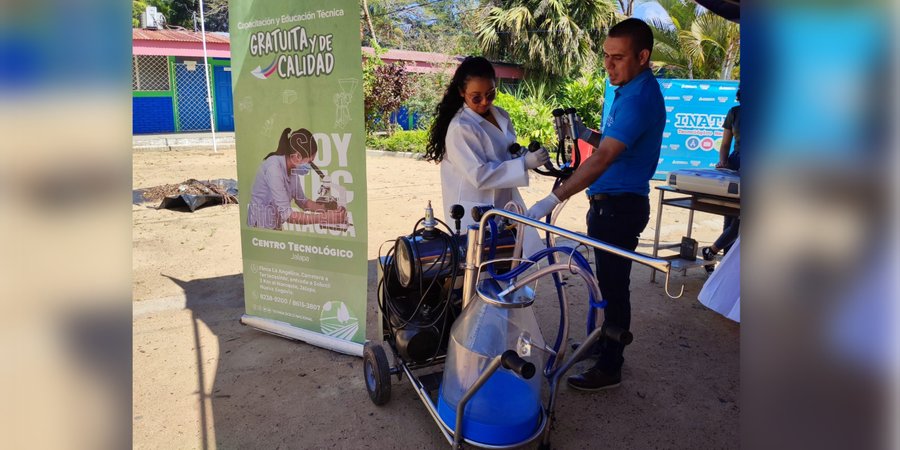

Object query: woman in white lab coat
[425,57,549,237]
[247,127,346,230]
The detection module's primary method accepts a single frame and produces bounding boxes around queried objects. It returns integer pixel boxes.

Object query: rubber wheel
[363,342,391,405]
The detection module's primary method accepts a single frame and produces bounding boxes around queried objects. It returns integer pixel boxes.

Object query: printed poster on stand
[230,1,367,355]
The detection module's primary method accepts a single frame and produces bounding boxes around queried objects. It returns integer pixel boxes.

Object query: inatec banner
[602,78,739,180]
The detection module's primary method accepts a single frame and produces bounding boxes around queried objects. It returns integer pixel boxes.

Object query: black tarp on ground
[134,179,238,212]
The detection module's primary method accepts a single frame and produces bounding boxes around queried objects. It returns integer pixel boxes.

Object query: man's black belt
[588,192,645,201]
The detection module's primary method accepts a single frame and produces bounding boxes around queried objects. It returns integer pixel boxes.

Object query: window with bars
[132,55,171,91]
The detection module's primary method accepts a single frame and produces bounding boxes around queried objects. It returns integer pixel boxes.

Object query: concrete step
[133,133,235,152]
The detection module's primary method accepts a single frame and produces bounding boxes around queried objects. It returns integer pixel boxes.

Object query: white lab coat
[247,155,307,230]
[440,105,544,257]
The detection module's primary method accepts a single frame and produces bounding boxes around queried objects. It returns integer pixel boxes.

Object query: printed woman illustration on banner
[247,127,349,230]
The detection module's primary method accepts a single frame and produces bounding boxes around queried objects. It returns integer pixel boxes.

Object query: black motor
[380,220,462,363]
[378,203,518,364]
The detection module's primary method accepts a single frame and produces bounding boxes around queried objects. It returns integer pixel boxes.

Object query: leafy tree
[557,71,607,129]
[132,0,173,28]
[475,0,618,79]
[364,60,413,134]
[362,0,380,46]
[202,0,229,32]
[168,0,197,29]
[405,72,451,129]
[648,0,740,79]
[363,0,406,47]
[683,12,740,80]
[493,87,557,146]
[362,0,481,55]
[362,47,383,127]
[133,0,228,32]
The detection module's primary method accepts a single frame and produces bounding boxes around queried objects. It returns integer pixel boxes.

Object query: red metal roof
[132,28,230,45]
[362,47,461,65]
[130,30,522,78]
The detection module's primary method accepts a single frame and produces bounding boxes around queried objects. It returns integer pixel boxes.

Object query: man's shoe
[566,367,621,391]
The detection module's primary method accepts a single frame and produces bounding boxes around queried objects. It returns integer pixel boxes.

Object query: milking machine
[363,108,681,449]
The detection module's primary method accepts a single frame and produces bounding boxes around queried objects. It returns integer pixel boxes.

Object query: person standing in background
[702,89,741,264]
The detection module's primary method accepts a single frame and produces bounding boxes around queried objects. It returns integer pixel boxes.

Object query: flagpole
[197,0,218,153]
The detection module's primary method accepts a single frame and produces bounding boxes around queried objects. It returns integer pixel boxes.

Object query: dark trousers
[586,194,650,374]
[716,152,741,253]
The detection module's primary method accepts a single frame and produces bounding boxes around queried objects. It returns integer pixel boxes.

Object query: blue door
[214,65,234,131]
[174,62,212,131]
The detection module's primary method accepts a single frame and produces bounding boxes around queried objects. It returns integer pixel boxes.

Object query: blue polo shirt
[587,69,665,196]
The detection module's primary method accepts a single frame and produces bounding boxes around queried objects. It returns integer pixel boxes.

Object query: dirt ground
[133,149,739,449]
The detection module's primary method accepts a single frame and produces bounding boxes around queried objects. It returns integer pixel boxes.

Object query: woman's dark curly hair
[424,56,496,163]
[265,127,317,160]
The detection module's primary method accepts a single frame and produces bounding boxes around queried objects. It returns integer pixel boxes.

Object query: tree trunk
[720,38,739,80]
[361,0,378,47]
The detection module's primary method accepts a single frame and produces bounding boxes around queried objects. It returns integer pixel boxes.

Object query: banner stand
[241,314,363,357]
[231,0,368,355]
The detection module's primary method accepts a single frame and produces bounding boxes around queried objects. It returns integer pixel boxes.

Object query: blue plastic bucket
[436,370,540,445]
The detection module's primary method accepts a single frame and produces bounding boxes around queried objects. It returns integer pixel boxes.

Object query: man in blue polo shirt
[527,18,666,391]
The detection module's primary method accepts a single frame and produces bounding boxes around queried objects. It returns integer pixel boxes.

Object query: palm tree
[648,0,739,80]
[683,12,740,80]
[476,0,619,79]
[618,0,649,17]
[646,0,698,77]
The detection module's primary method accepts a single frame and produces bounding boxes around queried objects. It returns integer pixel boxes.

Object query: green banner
[230,1,367,354]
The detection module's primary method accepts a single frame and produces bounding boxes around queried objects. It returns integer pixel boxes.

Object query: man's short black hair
[608,18,654,56]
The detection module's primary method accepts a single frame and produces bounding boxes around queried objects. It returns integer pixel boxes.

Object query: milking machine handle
[478,210,672,274]
[529,141,571,178]
[501,350,536,380]
[532,111,581,178]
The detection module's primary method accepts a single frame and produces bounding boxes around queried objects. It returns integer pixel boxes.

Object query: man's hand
[524,147,550,169]
[526,193,561,219]
[715,160,728,169]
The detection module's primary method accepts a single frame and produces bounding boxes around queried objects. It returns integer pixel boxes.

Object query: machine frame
[364,210,677,449]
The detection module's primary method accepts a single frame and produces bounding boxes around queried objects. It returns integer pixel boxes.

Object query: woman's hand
[322,206,347,224]
[302,200,327,211]
[525,147,550,169]
[287,206,347,225]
